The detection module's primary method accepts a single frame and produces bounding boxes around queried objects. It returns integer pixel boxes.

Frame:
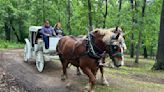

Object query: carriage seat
[35,29,42,43]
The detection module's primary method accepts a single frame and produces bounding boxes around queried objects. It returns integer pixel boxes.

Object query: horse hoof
[66,82,71,88]
[61,78,65,81]
[84,84,90,91]
[84,86,94,92]
[102,80,109,86]
[84,85,89,90]
[77,72,81,76]
[101,78,109,86]
[90,90,95,92]
[61,75,66,81]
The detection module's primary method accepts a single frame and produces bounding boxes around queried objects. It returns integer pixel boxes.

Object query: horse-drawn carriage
[24,26,60,72]
[23,26,126,91]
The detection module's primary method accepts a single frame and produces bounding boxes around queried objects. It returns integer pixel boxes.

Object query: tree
[103,0,108,28]
[67,0,71,35]
[130,0,135,58]
[88,0,92,31]
[135,0,147,63]
[153,0,164,70]
[0,0,162,53]
[117,0,122,25]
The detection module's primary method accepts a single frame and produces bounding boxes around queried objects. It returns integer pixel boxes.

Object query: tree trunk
[42,0,45,21]
[143,45,148,58]
[135,0,146,63]
[119,0,122,12]
[117,0,122,25]
[77,0,79,5]
[57,0,61,22]
[67,0,71,35]
[130,32,134,58]
[103,0,108,28]
[18,18,24,42]
[4,22,10,40]
[135,31,142,63]
[130,0,135,58]
[11,26,20,42]
[150,45,154,58]
[152,0,164,70]
[88,0,93,31]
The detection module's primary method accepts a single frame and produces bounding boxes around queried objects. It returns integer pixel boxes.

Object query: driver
[41,20,55,49]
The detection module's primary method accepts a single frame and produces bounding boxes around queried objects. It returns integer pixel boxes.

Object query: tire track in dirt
[0,49,83,92]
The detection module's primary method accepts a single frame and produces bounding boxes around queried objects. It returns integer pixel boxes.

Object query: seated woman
[54,22,65,37]
[41,20,55,49]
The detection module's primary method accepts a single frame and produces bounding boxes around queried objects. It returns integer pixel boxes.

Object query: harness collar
[86,33,105,59]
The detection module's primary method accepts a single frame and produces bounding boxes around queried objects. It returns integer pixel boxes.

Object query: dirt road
[0,49,83,92]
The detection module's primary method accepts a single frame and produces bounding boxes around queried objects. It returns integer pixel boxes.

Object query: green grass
[95,56,164,92]
[0,39,24,49]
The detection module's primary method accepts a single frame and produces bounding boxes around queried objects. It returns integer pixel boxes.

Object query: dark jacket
[54,28,65,36]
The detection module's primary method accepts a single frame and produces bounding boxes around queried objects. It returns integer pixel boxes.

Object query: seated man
[41,20,55,49]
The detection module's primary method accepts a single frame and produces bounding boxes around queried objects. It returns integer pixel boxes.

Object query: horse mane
[93,28,115,44]
[105,27,123,33]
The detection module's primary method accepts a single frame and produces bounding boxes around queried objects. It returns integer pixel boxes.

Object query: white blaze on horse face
[113,44,124,67]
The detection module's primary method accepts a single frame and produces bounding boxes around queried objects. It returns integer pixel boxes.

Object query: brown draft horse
[56,28,123,92]
[75,27,126,85]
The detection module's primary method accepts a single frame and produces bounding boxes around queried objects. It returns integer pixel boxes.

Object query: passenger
[41,20,55,49]
[54,22,65,37]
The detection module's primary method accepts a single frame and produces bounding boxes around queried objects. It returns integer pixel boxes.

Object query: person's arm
[41,27,50,36]
[61,30,65,36]
[51,27,56,36]
[54,28,58,36]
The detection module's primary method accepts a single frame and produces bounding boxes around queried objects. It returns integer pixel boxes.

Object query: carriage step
[44,55,59,60]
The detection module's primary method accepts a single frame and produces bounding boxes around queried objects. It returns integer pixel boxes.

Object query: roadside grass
[95,56,164,92]
[0,39,23,49]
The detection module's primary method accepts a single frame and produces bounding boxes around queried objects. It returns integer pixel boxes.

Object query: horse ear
[95,30,98,33]
[94,29,100,34]
[116,33,120,39]
[123,35,125,39]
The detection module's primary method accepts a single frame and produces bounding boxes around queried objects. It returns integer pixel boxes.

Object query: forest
[0,0,162,57]
[0,0,164,92]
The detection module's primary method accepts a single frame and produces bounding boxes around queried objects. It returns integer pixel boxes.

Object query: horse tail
[56,38,62,55]
[56,41,59,53]
[56,38,65,63]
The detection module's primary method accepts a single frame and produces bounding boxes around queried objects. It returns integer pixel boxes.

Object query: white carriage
[24,26,60,72]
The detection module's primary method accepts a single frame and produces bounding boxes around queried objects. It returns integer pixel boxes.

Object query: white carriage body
[24,26,60,72]
[27,26,60,54]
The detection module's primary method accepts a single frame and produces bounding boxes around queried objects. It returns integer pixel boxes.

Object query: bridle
[85,30,124,60]
[108,44,123,59]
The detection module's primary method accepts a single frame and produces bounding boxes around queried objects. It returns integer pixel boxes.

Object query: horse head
[91,27,126,67]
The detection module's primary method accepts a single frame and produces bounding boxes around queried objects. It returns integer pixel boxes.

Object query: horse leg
[99,66,109,86]
[61,61,69,81]
[76,67,81,75]
[82,67,96,92]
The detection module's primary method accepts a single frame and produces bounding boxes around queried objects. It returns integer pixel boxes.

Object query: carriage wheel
[24,44,29,62]
[36,51,44,72]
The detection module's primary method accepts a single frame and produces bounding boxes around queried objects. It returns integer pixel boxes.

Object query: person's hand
[46,34,50,36]
[53,32,56,36]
